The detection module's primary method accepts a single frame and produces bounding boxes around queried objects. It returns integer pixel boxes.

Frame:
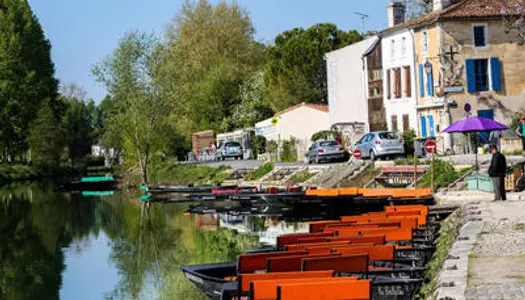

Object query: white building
[379,2,419,134]
[255,103,330,157]
[325,36,380,131]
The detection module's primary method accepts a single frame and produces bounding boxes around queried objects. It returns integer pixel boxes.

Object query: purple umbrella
[442,117,509,133]
[442,117,509,172]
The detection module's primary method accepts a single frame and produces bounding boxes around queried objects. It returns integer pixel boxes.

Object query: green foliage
[62,96,96,167]
[251,135,267,158]
[264,23,362,110]
[417,209,462,299]
[93,31,172,184]
[153,162,230,185]
[280,139,298,162]
[394,156,429,166]
[0,0,59,159]
[311,130,340,142]
[267,140,278,153]
[27,103,65,175]
[403,129,417,155]
[245,163,274,181]
[0,164,40,185]
[288,171,316,184]
[159,0,264,137]
[418,159,461,189]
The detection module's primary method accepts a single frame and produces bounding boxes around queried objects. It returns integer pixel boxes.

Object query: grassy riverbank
[151,162,231,185]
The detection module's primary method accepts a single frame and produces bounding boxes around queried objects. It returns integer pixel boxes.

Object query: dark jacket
[488,152,507,178]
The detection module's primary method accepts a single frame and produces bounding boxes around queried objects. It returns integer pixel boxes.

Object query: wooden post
[431,150,435,193]
[414,151,417,189]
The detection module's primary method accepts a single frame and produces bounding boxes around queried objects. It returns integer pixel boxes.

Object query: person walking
[488,144,507,201]
[515,116,525,156]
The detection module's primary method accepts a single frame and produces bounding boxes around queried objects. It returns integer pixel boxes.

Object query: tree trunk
[135,125,148,185]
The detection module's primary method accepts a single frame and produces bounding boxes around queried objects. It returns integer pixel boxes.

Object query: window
[394,68,402,98]
[379,132,400,140]
[422,30,428,55]
[473,25,487,47]
[403,66,411,97]
[391,115,398,132]
[402,115,409,132]
[387,70,391,99]
[466,57,501,93]
[474,59,489,92]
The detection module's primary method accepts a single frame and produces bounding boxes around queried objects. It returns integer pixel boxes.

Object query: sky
[28,0,390,103]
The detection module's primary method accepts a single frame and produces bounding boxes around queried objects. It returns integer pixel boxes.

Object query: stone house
[385,0,525,153]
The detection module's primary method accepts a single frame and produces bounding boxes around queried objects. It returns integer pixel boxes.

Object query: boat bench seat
[276,278,371,300]
[302,254,369,274]
[237,250,306,273]
[266,253,341,273]
[250,276,360,300]
[277,232,333,248]
[237,270,334,293]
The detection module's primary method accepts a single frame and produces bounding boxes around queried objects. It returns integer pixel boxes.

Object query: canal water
[0,183,305,300]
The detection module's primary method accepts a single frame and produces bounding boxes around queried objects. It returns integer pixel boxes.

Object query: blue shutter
[419,64,425,97]
[490,57,501,91]
[466,59,476,93]
[420,116,427,137]
[427,67,434,96]
[428,115,435,137]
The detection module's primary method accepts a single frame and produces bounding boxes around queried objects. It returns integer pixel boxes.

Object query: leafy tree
[61,96,95,167]
[222,72,274,130]
[502,2,525,45]
[404,0,433,20]
[264,23,362,110]
[27,103,65,174]
[0,0,59,159]
[159,0,265,136]
[93,31,171,184]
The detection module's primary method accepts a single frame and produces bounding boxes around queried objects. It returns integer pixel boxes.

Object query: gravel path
[465,200,525,300]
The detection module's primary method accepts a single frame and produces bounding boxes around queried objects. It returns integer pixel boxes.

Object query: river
[0,182,304,300]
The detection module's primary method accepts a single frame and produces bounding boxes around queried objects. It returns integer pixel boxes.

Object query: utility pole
[354,12,369,34]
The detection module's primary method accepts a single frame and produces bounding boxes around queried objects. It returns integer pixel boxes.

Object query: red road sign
[353,149,362,159]
[425,140,437,154]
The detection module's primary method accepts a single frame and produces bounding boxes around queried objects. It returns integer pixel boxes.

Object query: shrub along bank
[0,164,41,186]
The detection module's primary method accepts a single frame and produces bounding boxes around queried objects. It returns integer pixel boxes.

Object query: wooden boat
[181,205,436,299]
[60,176,117,192]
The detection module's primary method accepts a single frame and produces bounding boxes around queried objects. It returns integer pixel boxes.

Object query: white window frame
[421,29,429,56]
[472,23,488,49]
[401,37,407,58]
[471,58,493,92]
[390,39,396,61]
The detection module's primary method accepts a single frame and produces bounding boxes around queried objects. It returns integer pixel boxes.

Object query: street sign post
[353,149,362,160]
[425,140,437,193]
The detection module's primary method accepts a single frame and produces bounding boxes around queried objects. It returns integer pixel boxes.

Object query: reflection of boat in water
[59,176,117,192]
[140,184,255,194]
[181,204,444,300]
[81,190,115,197]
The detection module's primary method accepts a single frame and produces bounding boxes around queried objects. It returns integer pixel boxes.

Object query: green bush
[418,159,461,189]
[0,164,41,186]
[311,130,340,142]
[403,129,417,155]
[280,139,297,162]
[245,163,274,181]
[266,140,278,153]
[288,171,316,184]
[250,135,266,158]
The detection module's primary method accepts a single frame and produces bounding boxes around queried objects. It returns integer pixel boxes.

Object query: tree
[61,96,95,167]
[264,23,362,111]
[93,31,171,184]
[159,0,264,135]
[0,0,59,160]
[222,72,274,130]
[27,103,64,174]
[501,2,525,45]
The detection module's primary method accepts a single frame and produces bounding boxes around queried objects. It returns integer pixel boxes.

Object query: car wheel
[370,150,377,161]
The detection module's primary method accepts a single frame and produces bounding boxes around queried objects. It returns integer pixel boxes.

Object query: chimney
[387,2,406,28]
[434,0,455,11]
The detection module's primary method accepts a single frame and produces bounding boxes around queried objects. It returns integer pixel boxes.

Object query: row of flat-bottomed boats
[181,204,442,300]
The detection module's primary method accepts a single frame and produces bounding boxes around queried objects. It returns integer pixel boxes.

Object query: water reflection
[0,183,264,300]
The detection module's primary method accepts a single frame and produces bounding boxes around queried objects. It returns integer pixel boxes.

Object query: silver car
[306,140,345,164]
[216,141,243,161]
[354,132,404,160]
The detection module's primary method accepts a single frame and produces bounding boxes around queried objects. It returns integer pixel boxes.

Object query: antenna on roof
[354,12,369,34]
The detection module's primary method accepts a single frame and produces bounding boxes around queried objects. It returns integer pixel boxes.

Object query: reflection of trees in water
[1,184,260,300]
[0,183,99,300]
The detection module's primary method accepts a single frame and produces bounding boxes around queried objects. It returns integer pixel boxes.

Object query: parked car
[306,140,345,164]
[354,131,404,160]
[216,141,243,161]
